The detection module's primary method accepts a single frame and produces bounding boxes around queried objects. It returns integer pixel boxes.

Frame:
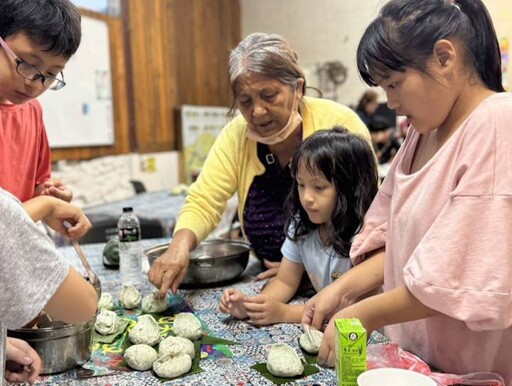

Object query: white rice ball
[153,353,192,379]
[124,344,158,371]
[95,309,120,335]
[119,285,141,309]
[266,343,304,377]
[159,335,195,359]
[129,314,161,346]
[173,312,202,340]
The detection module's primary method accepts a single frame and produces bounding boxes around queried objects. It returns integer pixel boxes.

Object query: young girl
[302,0,512,382]
[219,127,378,325]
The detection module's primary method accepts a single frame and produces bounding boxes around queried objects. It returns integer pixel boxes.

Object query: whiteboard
[39,16,114,148]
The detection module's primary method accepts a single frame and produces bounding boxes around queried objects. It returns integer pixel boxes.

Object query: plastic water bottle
[118,207,143,286]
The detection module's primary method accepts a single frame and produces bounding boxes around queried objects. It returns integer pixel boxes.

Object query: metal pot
[145,239,251,285]
[7,315,96,374]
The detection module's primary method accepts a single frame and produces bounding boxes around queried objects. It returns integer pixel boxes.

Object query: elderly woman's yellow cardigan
[175,96,371,242]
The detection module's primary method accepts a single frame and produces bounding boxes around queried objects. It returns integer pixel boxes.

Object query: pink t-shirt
[351,93,512,383]
[0,99,51,202]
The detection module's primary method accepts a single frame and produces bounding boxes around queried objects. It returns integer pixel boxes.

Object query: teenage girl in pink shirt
[302,0,512,383]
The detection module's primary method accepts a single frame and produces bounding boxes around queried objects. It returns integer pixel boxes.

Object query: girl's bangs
[357,21,407,86]
[297,156,320,177]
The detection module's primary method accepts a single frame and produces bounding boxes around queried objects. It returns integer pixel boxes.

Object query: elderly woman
[149,33,370,296]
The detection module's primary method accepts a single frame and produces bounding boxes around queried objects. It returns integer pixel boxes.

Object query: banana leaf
[201,335,238,346]
[91,319,131,344]
[251,362,319,385]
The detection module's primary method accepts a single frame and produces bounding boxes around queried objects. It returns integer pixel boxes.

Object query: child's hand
[36,178,73,203]
[219,288,248,319]
[302,282,351,330]
[243,294,285,325]
[317,316,337,367]
[43,198,91,239]
[256,259,281,281]
[5,337,42,385]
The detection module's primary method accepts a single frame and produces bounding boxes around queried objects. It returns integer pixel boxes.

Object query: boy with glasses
[0,0,82,203]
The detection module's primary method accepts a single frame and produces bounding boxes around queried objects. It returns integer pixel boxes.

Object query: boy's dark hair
[357,0,504,93]
[284,127,379,257]
[0,0,81,59]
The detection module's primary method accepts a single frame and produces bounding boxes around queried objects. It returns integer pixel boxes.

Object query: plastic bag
[367,343,505,386]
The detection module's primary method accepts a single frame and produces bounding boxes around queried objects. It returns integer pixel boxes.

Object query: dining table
[19,237,389,386]
[83,191,186,237]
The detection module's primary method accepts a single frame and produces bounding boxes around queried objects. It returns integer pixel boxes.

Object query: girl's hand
[256,259,281,281]
[5,337,42,385]
[317,304,375,368]
[302,281,352,330]
[219,288,248,319]
[243,294,285,325]
[317,316,337,367]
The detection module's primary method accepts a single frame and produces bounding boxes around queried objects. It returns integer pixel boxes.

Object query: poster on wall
[178,105,232,184]
[500,37,509,91]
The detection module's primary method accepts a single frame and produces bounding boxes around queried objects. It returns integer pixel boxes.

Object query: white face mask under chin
[246,89,302,146]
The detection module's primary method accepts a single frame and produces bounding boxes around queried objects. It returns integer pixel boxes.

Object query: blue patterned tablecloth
[23,238,387,386]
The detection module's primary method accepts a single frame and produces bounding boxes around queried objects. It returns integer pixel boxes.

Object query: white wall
[53,151,180,207]
[131,151,180,193]
[240,0,385,107]
[241,0,511,104]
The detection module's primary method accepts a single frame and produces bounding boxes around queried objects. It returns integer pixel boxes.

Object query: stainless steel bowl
[7,315,96,374]
[145,239,251,285]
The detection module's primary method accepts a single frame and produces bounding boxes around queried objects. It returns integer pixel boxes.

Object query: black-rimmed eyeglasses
[0,36,66,91]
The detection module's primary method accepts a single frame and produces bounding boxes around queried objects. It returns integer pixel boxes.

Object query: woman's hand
[219,288,248,319]
[36,178,73,203]
[148,243,189,297]
[148,230,196,297]
[5,337,42,385]
[256,259,281,280]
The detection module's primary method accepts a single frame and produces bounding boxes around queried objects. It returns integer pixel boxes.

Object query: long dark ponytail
[357,0,504,92]
[456,0,504,92]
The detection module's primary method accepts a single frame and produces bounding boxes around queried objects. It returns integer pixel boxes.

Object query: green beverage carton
[335,318,367,386]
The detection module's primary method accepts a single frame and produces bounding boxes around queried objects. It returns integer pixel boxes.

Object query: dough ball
[124,344,158,371]
[153,353,192,379]
[119,285,142,309]
[98,292,116,310]
[266,343,304,377]
[141,292,168,314]
[299,328,324,354]
[95,309,120,335]
[159,336,195,359]
[129,314,161,346]
[173,312,202,340]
